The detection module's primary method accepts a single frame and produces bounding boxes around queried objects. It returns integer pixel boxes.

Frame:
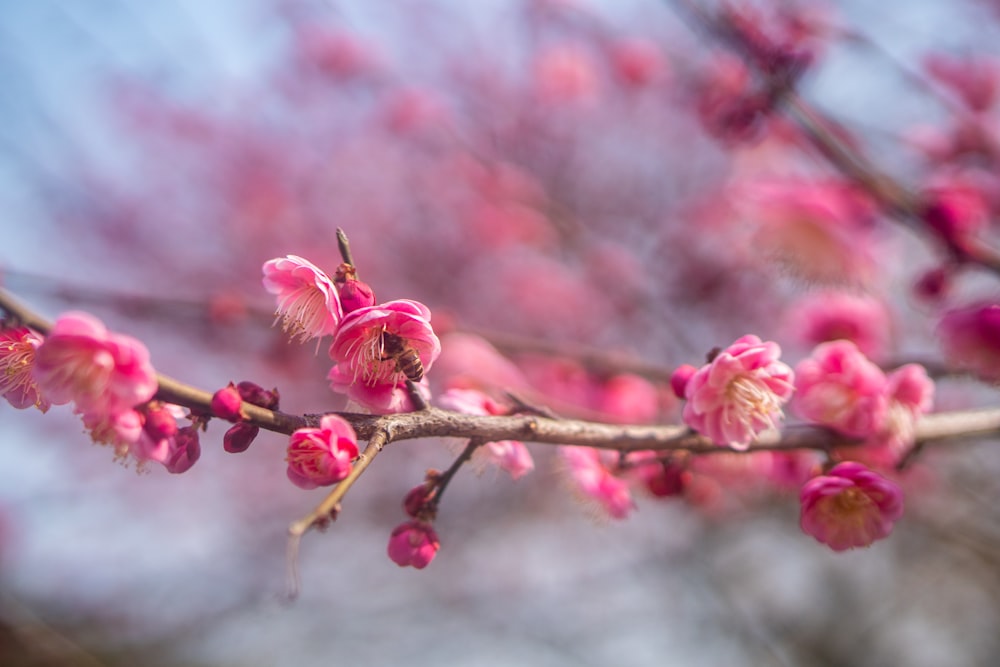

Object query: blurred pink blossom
[682,335,795,449]
[534,45,599,104]
[784,290,892,359]
[262,255,343,342]
[736,179,879,285]
[560,446,635,520]
[33,312,158,418]
[800,462,904,551]
[0,326,50,412]
[938,302,1000,381]
[924,53,1000,112]
[437,388,534,480]
[132,405,201,474]
[387,520,440,569]
[609,38,668,89]
[793,340,888,438]
[852,364,934,469]
[285,414,360,490]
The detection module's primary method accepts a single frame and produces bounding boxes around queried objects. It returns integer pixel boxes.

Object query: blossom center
[280,286,328,341]
[726,374,781,427]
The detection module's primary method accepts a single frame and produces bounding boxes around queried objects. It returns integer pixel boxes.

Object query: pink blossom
[938,302,1000,381]
[784,290,892,360]
[132,406,201,474]
[560,446,635,520]
[924,52,1000,112]
[534,45,599,105]
[437,388,534,479]
[919,176,989,258]
[858,364,935,468]
[262,255,343,342]
[387,520,440,569]
[327,299,441,413]
[286,414,360,490]
[597,374,660,424]
[33,312,158,418]
[0,326,50,412]
[609,38,668,89]
[735,180,879,286]
[800,462,904,551]
[682,335,795,449]
[81,408,144,454]
[792,340,888,438]
[432,333,529,395]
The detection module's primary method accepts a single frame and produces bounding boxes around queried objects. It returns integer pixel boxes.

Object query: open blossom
[328,299,441,413]
[286,414,360,490]
[682,335,795,449]
[437,388,534,480]
[793,340,888,437]
[0,326,50,412]
[33,312,158,418]
[800,462,904,551]
[262,255,343,342]
[560,446,635,520]
[387,520,440,569]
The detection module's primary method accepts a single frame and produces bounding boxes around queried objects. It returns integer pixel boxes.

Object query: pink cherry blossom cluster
[262,255,441,415]
[1,313,199,472]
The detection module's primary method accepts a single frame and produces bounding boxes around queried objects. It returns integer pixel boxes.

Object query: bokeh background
[3,1,1000,665]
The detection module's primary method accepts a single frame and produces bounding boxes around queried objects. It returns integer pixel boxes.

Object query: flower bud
[387,520,440,569]
[236,381,280,410]
[211,383,245,421]
[224,423,259,454]
[166,426,201,474]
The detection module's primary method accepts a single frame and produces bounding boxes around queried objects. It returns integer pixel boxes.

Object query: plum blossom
[0,326,50,412]
[437,388,534,480]
[328,299,441,413]
[286,414,360,490]
[130,404,201,474]
[736,179,879,285]
[800,462,904,551]
[387,520,440,569]
[784,290,892,360]
[938,302,1000,381]
[560,446,635,520]
[262,255,342,342]
[33,312,158,418]
[792,340,889,438]
[82,402,199,473]
[682,335,795,449]
[856,364,934,468]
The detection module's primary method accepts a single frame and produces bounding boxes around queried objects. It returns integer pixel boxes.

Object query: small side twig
[286,427,391,599]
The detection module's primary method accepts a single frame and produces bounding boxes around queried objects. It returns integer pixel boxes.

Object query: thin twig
[286,428,390,600]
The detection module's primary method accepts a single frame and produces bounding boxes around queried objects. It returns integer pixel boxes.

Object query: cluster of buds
[210,381,280,454]
[388,476,441,569]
